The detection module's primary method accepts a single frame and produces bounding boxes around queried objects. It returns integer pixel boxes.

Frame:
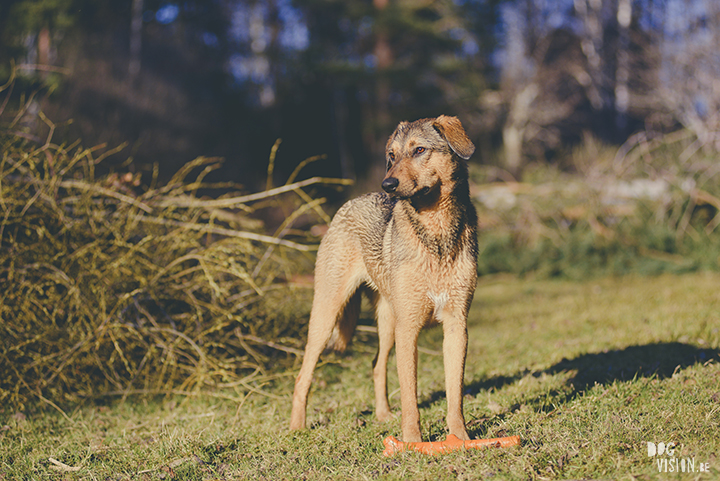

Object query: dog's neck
[398,178,475,259]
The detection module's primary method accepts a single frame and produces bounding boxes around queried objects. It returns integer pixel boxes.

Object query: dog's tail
[326,288,361,352]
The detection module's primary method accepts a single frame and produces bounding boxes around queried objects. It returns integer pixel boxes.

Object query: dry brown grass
[0,101,351,410]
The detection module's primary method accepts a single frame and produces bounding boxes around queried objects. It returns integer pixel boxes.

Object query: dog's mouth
[414,186,432,197]
[407,183,442,210]
[387,185,429,201]
[384,179,440,204]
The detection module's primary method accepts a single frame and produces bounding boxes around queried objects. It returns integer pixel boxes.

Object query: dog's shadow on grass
[422,342,718,416]
[537,341,718,392]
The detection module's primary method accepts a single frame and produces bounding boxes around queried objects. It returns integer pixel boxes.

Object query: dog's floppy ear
[432,115,475,160]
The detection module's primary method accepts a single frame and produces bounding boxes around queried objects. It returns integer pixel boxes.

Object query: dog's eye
[388,152,395,161]
[415,147,426,155]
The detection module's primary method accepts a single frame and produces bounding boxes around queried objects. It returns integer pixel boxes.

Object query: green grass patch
[2,273,718,479]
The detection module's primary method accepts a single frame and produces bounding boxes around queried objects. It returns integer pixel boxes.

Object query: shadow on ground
[541,342,718,390]
[420,342,718,420]
[462,342,718,397]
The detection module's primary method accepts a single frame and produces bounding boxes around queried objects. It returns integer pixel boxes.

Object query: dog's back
[313,192,394,351]
[324,192,394,263]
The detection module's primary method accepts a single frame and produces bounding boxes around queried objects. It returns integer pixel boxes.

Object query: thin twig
[286,154,327,185]
[16,63,72,75]
[266,138,282,190]
[154,176,353,209]
[38,394,74,424]
[48,458,82,472]
[241,334,304,356]
[135,215,314,251]
[60,179,153,213]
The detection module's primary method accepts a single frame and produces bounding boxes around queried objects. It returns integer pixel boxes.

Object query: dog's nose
[382,177,399,193]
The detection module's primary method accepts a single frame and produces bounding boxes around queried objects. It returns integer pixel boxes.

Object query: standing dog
[289,115,478,442]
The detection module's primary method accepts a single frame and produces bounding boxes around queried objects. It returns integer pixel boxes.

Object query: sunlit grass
[2,273,718,480]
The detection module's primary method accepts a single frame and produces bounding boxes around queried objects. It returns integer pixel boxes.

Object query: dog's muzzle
[382,177,399,193]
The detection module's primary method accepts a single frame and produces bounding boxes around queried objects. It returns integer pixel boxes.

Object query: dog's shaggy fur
[289,116,478,442]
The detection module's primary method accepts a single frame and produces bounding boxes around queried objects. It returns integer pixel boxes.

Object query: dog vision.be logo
[647,442,711,473]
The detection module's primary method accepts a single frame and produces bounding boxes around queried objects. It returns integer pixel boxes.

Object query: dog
[289,115,478,442]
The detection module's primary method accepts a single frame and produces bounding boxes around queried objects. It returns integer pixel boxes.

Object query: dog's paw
[376,409,393,423]
[449,428,470,441]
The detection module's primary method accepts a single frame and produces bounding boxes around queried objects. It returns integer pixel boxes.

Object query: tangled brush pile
[0,127,350,410]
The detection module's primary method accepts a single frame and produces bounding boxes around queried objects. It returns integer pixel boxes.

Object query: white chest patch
[428,291,450,320]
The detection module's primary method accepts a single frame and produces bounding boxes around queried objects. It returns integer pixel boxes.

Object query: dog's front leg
[442,314,469,440]
[394,318,423,442]
[373,296,395,422]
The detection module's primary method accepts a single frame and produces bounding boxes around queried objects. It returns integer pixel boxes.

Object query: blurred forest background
[3,0,719,187]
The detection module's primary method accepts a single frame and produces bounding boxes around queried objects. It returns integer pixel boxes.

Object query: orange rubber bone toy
[383,433,521,457]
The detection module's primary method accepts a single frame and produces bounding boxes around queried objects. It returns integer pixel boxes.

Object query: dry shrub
[0,125,350,410]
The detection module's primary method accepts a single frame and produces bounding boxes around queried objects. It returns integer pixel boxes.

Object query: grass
[2,272,719,480]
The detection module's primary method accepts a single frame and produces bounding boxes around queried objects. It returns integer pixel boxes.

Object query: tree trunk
[38,27,50,79]
[370,0,393,181]
[129,0,144,85]
[574,0,606,110]
[615,0,632,133]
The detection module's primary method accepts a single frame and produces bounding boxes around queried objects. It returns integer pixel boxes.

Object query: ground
[1,272,719,480]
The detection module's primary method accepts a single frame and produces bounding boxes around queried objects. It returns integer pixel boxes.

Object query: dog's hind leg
[327,288,361,352]
[290,255,365,430]
[372,295,395,422]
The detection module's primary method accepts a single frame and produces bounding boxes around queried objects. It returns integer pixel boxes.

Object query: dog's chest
[427,290,450,320]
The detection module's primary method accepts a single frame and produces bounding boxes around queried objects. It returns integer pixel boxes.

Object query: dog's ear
[432,115,475,160]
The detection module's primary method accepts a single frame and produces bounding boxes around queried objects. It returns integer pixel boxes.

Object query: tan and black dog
[289,115,478,442]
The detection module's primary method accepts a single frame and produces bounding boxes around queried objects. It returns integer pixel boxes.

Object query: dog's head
[382,115,475,200]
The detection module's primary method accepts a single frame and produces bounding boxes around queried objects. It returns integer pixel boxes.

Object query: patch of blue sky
[228,54,270,84]
[277,0,309,51]
[201,31,219,48]
[156,3,180,25]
